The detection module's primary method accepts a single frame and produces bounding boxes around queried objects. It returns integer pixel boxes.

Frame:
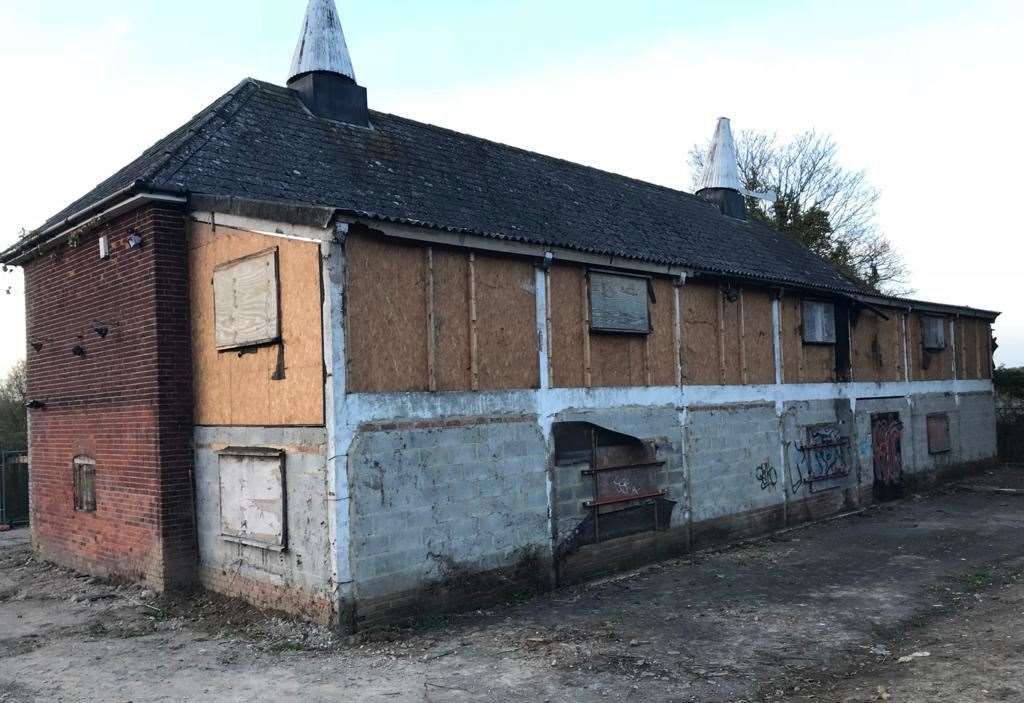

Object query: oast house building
[1,0,999,629]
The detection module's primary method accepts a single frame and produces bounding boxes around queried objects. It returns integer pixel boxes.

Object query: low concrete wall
[194,427,334,624]
[330,386,999,630]
[347,416,551,629]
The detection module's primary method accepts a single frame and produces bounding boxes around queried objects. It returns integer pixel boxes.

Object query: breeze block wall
[23,202,196,590]
[347,415,551,629]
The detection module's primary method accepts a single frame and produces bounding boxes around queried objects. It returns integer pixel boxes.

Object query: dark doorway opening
[871,413,904,502]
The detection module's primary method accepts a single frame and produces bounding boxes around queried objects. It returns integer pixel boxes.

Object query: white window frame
[802,300,837,345]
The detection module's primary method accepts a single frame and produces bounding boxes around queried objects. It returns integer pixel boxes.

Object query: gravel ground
[1,467,1023,702]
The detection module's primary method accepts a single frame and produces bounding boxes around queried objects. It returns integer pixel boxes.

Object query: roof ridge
[370,107,717,208]
[243,80,714,210]
[144,78,261,188]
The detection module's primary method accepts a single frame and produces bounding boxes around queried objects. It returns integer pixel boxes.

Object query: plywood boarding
[346,232,430,393]
[720,291,742,384]
[743,289,775,385]
[979,319,993,379]
[780,294,834,383]
[473,254,539,389]
[647,278,678,386]
[190,221,324,427]
[911,314,953,381]
[548,265,677,388]
[433,249,472,391]
[549,266,587,388]
[780,296,803,383]
[682,282,721,385]
[958,317,992,380]
[851,308,905,383]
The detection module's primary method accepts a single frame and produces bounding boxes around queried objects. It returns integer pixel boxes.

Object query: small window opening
[922,316,947,351]
[588,271,652,335]
[802,300,836,344]
[73,457,97,513]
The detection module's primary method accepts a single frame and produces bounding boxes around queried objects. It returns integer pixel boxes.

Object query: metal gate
[0,450,29,527]
[871,414,904,502]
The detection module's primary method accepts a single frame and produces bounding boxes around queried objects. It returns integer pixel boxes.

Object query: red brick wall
[23,202,196,589]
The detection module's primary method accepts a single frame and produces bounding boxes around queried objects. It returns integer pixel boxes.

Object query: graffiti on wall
[755,462,778,491]
[791,423,851,493]
[871,413,904,502]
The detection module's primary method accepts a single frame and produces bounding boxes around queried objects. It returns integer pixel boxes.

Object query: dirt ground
[2,467,1024,702]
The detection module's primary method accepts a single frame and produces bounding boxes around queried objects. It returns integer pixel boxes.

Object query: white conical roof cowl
[698,117,743,193]
[289,0,356,83]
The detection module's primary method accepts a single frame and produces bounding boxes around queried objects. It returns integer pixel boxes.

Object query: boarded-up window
[922,316,947,351]
[589,271,650,334]
[218,447,287,551]
[927,413,952,454]
[213,248,280,350]
[802,300,836,344]
[73,457,96,513]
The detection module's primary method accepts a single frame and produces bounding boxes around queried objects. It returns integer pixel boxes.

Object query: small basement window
[73,457,96,513]
[213,248,281,351]
[927,413,952,454]
[218,447,287,551]
[922,316,947,351]
[802,300,836,344]
[588,271,652,334]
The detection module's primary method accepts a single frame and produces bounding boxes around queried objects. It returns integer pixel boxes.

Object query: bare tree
[690,130,910,295]
[0,360,26,449]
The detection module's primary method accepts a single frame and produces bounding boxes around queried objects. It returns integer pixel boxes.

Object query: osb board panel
[346,232,429,393]
[803,341,835,383]
[851,309,904,383]
[473,254,539,390]
[780,295,833,383]
[780,297,803,383]
[648,278,678,386]
[958,317,991,380]
[743,290,775,385]
[190,222,324,427]
[979,320,993,379]
[682,283,721,385]
[590,335,651,387]
[433,249,472,391]
[912,315,953,381]
[549,266,586,388]
[721,293,742,384]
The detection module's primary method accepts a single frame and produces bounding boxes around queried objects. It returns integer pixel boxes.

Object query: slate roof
[22,78,862,294]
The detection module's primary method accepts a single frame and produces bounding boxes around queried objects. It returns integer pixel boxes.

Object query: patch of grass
[963,570,996,590]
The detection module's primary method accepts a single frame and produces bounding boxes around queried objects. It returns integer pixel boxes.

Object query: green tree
[690,130,909,294]
[0,360,27,450]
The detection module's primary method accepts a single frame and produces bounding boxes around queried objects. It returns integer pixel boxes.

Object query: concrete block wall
[194,427,334,623]
[550,405,685,583]
[957,392,998,463]
[347,415,550,627]
[909,393,960,475]
[854,397,913,495]
[688,402,783,527]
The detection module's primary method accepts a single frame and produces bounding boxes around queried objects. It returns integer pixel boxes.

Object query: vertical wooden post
[738,288,748,385]
[796,300,805,383]
[468,252,479,391]
[673,276,685,386]
[426,247,437,392]
[772,289,784,385]
[544,268,554,389]
[582,272,592,388]
[717,286,727,385]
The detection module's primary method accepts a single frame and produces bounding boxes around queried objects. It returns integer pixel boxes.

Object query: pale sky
[1,0,1022,374]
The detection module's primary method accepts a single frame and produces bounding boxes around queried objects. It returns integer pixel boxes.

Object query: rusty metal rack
[581,459,667,543]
